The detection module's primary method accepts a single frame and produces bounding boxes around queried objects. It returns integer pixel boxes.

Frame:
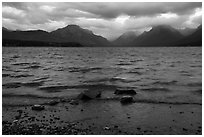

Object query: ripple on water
[191,89,202,94]
[3,82,22,89]
[22,81,44,87]
[116,62,133,66]
[152,80,177,86]
[38,83,118,93]
[10,73,34,78]
[186,82,202,87]
[68,67,102,73]
[2,73,11,77]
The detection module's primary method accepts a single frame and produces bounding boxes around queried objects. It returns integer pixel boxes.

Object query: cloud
[65,2,201,18]
[2,2,202,40]
[2,6,26,19]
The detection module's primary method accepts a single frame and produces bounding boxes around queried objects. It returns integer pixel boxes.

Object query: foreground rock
[120,96,134,104]
[78,90,101,100]
[31,105,45,111]
[114,89,136,95]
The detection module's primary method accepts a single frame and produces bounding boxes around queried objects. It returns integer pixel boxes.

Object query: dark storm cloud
[2,2,202,39]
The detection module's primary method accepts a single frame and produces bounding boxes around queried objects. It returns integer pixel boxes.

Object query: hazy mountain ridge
[2,24,202,47]
[175,25,202,46]
[177,27,196,36]
[111,25,202,47]
[131,25,184,46]
[112,31,138,46]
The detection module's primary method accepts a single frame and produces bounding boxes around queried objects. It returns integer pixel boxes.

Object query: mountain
[177,27,196,36]
[50,25,110,46]
[2,24,202,47]
[112,31,137,46]
[175,25,202,46]
[3,29,57,42]
[131,25,184,46]
[2,25,110,47]
[2,27,11,32]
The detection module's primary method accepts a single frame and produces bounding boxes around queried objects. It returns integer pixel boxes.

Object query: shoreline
[2,98,202,135]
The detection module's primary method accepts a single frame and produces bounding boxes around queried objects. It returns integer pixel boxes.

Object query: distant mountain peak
[151,25,175,31]
[56,24,93,35]
[197,24,202,29]
[150,25,180,34]
[50,24,109,46]
[65,24,80,28]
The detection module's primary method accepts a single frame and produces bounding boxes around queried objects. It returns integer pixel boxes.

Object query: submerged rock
[78,90,101,100]
[70,100,79,105]
[47,100,59,106]
[78,93,92,100]
[114,89,136,95]
[120,96,134,104]
[31,105,45,111]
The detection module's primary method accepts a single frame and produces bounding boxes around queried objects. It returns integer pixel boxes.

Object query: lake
[2,47,202,106]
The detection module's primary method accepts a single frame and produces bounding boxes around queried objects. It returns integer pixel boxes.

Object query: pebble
[137,127,141,130]
[197,130,201,132]
[104,126,110,130]
[182,128,188,131]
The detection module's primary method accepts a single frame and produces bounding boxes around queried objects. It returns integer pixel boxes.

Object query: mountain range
[2,24,202,47]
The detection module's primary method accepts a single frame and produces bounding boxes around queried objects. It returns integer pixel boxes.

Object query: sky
[2,2,202,40]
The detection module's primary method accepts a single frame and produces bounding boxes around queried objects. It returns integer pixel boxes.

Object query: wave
[116,62,133,66]
[187,82,202,87]
[190,65,202,68]
[32,76,50,81]
[11,62,40,67]
[2,73,11,77]
[3,80,45,89]
[2,93,60,99]
[24,65,41,69]
[3,82,22,88]
[191,89,202,94]
[110,77,138,83]
[85,78,110,83]
[10,73,34,78]
[2,66,11,71]
[128,71,143,75]
[152,80,177,85]
[98,97,201,105]
[94,97,201,105]
[38,85,69,92]
[38,83,118,92]
[11,62,31,66]
[22,81,44,87]
[130,59,144,62]
[133,99,201,105]
[141,87,171,92]
[68,67,102,73]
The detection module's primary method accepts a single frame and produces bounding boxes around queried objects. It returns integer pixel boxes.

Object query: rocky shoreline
[2,89,202,135]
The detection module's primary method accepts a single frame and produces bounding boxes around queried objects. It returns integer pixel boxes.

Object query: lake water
[2,47,202,106]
